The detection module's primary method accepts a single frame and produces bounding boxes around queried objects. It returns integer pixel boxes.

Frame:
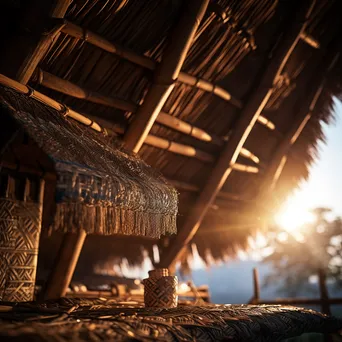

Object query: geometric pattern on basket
[143,276,178,308]
[0,198,41,302]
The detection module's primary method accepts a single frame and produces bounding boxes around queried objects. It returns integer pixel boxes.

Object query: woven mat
[0,298,342,341]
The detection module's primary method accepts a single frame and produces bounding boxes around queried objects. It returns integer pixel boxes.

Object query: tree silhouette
[263,207,342,298]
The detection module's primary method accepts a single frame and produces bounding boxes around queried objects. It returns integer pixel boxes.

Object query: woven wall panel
[0,198,42,302]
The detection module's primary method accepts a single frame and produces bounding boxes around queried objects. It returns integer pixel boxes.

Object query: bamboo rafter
[2,72,261,168]
[34,69,261,164]
[157,0,317,270]
[33,69,222,145]
[60,20,276,129]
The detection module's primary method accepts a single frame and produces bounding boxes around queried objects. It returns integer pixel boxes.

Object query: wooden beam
[123,0,210,153]
[157,0,316,269]
[42,230,87,300]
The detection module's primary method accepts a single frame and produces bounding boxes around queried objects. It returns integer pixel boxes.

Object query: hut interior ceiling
[1,0,342,270]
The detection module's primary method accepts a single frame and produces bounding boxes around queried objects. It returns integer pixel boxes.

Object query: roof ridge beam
[157,0,317,269]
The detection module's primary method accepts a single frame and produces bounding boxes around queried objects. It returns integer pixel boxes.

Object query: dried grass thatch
[2,0,342,271]
[0,84,178,239]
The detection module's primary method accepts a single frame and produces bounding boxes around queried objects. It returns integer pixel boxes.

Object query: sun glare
[275,196,315,233]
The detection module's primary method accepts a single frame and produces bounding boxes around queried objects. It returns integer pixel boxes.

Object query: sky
[277,99,342,222]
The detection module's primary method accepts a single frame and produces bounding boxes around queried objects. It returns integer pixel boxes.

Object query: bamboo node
[60,104,70,117]
[26,86,35,98]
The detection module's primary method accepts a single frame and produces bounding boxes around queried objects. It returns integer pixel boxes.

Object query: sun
[274,195,315,233]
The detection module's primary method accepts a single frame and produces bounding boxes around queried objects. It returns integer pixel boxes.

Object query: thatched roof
[2,0,342,273]
[0,82,178,238]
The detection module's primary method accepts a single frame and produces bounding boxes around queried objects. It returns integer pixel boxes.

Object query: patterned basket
[0,176,44,302]
[143,269,178,308]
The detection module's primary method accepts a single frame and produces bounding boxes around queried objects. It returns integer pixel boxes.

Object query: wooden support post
[42,229,87,300]
[158,1,316,269]
[123,0,210,153]
[253,268,260,304]
[318,268,331,315]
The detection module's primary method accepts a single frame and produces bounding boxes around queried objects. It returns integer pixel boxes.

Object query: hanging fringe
[52,202,176,238]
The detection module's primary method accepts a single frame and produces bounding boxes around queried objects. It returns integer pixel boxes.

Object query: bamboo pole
[0,73,258,166]
[35,70,263,163]
[144,135,214,162]
[231,163,259,174]
[157,1,316,269]
[94,119,215,163]
[35,69,137,112]
[0,74,103,133]
[300,32,320,49]
[42,230,87,300]
[34,69,221,144]
[177,72,242,108]
[61,20,276,128]
[16,22,65,84]
[51,0,72,18]
[240,148,260,164]
[123,0,210,152]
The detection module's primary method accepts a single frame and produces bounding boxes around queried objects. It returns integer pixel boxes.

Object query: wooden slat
[123,0,210,152]
[157,0,317,269]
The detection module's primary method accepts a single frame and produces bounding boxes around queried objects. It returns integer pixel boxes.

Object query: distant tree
[263,207,342,297]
